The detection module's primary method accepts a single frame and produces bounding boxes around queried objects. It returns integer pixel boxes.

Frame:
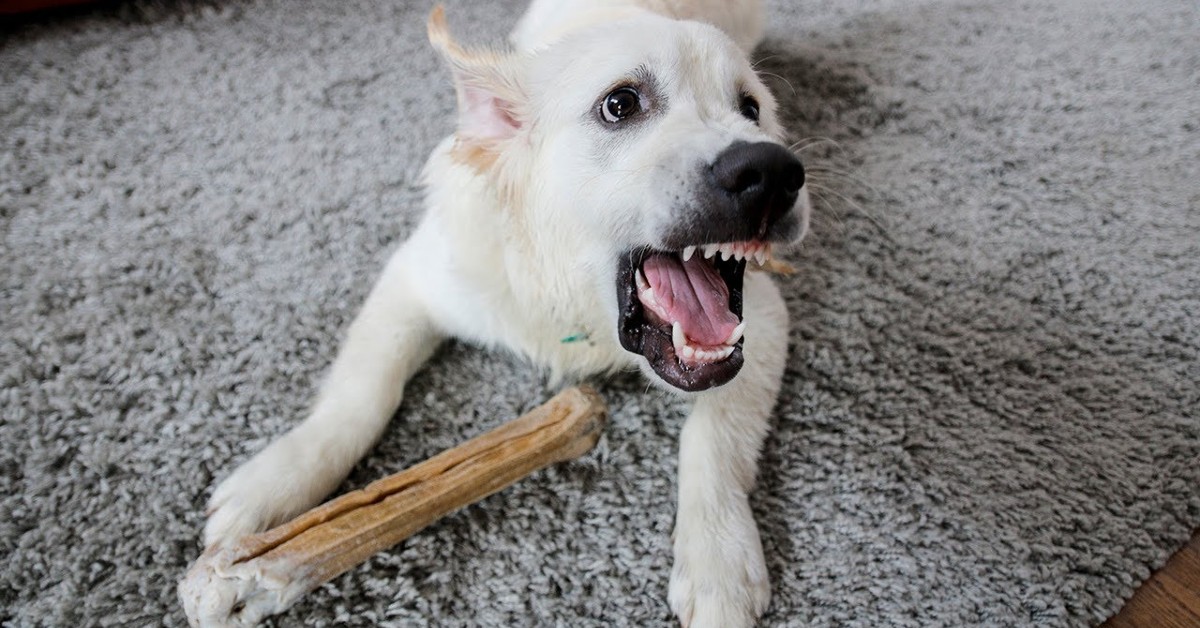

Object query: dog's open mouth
[617,242,772,391]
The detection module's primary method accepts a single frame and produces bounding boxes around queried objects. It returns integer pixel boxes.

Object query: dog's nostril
[731,169,763,194]
[782,162,805,194]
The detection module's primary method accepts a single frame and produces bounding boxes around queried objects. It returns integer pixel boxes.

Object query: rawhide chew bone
[179,386,607,627]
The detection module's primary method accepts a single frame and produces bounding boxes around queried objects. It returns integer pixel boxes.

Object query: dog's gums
[617,244,757,391]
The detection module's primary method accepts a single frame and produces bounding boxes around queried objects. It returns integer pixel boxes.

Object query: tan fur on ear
[449,141,501,172]
[426,6,463,63]
[427,7,524,114]
[428,6,526,173]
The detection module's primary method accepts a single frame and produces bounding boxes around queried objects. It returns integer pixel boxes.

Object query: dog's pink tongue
[641,254,739,346]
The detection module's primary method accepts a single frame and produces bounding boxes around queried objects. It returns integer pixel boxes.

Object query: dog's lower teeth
[725,321,746,345]
[671,319,743,364]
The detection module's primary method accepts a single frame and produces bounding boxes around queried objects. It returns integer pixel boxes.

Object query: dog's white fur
[203,1,809,626]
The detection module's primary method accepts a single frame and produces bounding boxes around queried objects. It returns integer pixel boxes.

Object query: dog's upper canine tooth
[682,246,696,262]
[635,268,650,293]
[725,321,746,345]
[752,243,772,267]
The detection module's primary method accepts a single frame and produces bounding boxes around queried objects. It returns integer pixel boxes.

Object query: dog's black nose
[710,141,805,235]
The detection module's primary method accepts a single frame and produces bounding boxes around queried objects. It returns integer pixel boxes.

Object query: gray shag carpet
[2,0,1198,625]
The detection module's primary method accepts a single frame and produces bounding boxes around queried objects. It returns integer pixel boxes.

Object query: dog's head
[429,7,809,392]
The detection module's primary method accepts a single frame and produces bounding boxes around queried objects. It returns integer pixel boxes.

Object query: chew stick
[179,386,607,627]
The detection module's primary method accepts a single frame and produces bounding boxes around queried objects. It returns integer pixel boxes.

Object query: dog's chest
[410,231,627,379]
[460,264,630,378]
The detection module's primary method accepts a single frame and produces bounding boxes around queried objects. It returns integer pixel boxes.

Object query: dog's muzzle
[614,141,806,392]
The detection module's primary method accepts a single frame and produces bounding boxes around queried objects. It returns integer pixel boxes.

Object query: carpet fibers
[2,0,1198,626]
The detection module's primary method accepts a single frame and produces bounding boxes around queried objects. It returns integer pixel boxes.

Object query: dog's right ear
[428,6,526,160]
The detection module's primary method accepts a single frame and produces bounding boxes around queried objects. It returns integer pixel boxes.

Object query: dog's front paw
[203,434,332,548]
[668,516,770,628]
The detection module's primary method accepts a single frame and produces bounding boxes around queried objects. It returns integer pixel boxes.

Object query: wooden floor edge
[1100,530,1200,627]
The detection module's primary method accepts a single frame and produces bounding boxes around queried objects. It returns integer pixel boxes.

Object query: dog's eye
[739,94,760,123]
[601,87,642,123]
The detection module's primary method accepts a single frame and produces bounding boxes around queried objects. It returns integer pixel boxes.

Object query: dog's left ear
[428,6,526,157]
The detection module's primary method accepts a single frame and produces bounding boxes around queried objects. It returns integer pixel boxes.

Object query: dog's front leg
[204,245,444,547]
[668,272,788,628]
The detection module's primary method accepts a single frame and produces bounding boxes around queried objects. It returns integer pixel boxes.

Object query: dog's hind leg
[667,271,787,628]
[204,245,444,548]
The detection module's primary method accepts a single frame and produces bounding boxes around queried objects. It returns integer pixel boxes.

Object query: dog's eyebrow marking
[629,64,654,89]
[596,64,653,91]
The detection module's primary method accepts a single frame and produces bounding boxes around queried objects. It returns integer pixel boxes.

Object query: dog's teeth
[635,268,650,293]
[672,321,686,353]
[720,244,734,261]
[681,344,696,360]
[682,246,696,262]
[716,345,735,360]
[703,244,719,259]
[642,288,659,311]
[725,321,746,345]
[752,243,770,266]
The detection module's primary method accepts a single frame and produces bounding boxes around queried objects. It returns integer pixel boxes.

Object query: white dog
[203,1,810,626]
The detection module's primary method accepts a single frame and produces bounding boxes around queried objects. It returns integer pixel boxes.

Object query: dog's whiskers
[806,166,882,199]
[751,54,781,68]
[788,136,844,154]
[754,70,795,97]
[804,187,849,233]
[805,180,890,237]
